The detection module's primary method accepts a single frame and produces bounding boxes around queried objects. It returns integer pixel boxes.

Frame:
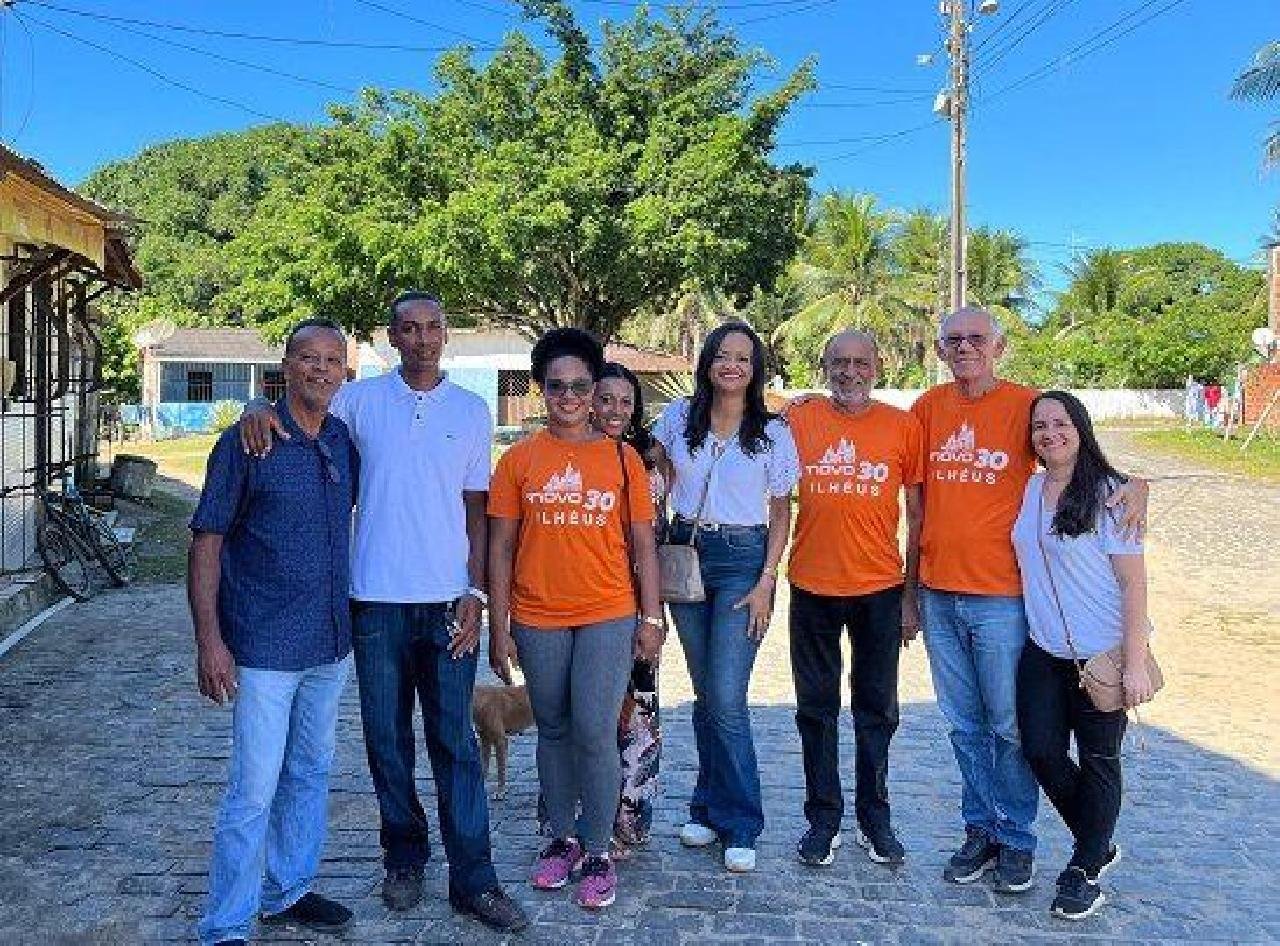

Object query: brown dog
[472,684,534,800]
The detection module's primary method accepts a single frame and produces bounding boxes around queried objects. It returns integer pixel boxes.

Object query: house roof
[151,328,284,362]
[605,343,689,374]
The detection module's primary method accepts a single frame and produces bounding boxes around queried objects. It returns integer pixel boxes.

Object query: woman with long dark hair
[591,362,665,856]
[488,330,664,910]
[652,322,799,873]
[1012,391,1157,921]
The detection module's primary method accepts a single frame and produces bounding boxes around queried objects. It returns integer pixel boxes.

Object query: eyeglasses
[315,439,342,484]
[940,333,991,350]
[543,379,593,398]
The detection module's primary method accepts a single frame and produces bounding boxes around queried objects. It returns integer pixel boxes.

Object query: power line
[18,0,494,53]
[350,0,494,45]
[979,0,1195,106]
[819,119,944,161]
[574,0,834,10]
[974,0,1078,74]
[816,83,932,95]
[8,9,36,144]
[735,0,838,26]
[17,10,288,122]
[77,17,360,95]
[971,0,1040,55]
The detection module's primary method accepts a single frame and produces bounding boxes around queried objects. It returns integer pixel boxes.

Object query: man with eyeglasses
[240,294,528,933]
[191,318,358,945]
[785,330,923,871]
[911,306,1146,896]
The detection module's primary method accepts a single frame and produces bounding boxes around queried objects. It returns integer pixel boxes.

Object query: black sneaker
[382,865,425,912]
[260,892,353,933]
[449,884,530,933]
[1051,866,1105,919]
[855,825,905,866]
[796,827,841,866]
[942,827,1000,884]
[992,845,1035,893]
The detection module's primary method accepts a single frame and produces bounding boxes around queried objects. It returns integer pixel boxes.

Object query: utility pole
[945,0,970,313]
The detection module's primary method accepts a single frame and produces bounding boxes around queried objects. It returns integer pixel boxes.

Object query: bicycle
[36,484,133,601]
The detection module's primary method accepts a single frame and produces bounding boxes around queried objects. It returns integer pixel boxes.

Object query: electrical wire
[74,17,360,95]
[974,0,1078,73]
[17,10,288,122]
[971,0,1041,55]
[350,0,493,45]
[979,0,1194,106]
[8,9,35,144]
[18,0,496,53]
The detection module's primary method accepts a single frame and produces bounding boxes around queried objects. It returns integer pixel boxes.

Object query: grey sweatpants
[513,615,636,854]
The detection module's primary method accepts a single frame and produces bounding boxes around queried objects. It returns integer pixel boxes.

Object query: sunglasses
[543,379,593,398]
[315,439,342,484]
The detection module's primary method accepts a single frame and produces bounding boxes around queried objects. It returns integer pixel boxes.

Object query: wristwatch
[464,586,489,606]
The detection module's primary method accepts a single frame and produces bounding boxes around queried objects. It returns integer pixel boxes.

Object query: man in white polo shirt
[242,293,527,933]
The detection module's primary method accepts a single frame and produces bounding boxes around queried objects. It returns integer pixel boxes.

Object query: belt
[673,516,764,533]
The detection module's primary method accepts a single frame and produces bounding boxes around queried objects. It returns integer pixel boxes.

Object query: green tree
[223,4,814,341]
[1231,41,1280,167]
[79,124,316,396]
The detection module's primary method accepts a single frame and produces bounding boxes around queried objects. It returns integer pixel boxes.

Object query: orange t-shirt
[911,381,1038,596]
[788,398,923,597]
[489,430,654,628]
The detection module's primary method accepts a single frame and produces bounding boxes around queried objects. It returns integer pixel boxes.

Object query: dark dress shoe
[449,884,530,933]
[260,891,354,933]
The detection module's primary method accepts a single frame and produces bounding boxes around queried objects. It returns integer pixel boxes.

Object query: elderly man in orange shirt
[786,330,923,870]
[912,306,1146,896]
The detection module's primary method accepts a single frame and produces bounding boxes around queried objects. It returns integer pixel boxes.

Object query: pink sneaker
[576,855,617,909]
[531,837,583,890]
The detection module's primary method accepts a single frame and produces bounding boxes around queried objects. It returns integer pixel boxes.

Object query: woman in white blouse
[652,322,800,873]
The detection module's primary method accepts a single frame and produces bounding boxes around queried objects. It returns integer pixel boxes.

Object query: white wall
[786,388,1184,421]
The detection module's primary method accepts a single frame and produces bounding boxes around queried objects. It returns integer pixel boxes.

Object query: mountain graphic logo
[818,438,857,465]
[939,423,975,452]
[541,463,583,493]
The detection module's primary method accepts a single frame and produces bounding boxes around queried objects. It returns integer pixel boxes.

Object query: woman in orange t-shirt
[488,329,663,911]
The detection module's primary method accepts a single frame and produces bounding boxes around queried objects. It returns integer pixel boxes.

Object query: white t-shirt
[330,370,492,603]
[1011,472,1144,660]
[653,397,799,526]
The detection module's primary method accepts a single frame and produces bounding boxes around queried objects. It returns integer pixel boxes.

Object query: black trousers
[790,583,902,836]
[1017,640,1127,873]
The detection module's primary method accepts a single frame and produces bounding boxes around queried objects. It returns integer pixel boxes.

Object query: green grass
[116,434,218,489]
[129,491,196,584]
[1136,427,1280,483]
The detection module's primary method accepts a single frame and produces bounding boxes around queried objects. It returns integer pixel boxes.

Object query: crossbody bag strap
[684,440,726,545]
[1035,479,1088,687]
[616,440,639,598]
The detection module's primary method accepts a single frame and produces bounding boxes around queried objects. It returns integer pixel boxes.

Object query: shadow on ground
[0,583,1276,944]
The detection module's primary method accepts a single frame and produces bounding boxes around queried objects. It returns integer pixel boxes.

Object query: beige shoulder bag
[1035,481,1163,713]
[657,442,725,604]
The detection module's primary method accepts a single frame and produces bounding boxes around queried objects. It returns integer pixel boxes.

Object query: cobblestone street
[0,430,1276,944]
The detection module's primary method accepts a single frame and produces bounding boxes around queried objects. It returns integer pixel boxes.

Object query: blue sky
[3,0,1276,296]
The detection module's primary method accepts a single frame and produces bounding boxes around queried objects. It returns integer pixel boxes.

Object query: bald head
[939,306,1003,342]
[822,329,879,363]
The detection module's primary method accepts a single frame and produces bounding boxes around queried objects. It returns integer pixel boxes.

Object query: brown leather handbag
[1035,484,1164,714]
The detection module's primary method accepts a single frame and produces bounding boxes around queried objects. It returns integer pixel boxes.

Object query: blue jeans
[198,655,350,946]
[921,588,1039,853]
[668,521,766,848]
[350,600,498,897]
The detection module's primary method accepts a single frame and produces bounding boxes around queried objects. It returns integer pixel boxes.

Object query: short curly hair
[530,328,605,383]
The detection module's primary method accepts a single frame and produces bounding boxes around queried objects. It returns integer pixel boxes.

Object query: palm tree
[1057,249,1130,334]
[890,209,949,377]
[966,228,1037,322]
[773,192,904,381]
[1231,41,1280,167]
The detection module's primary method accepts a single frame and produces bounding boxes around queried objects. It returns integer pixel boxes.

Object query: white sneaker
[679,822,717,848]
[724,847,757,872]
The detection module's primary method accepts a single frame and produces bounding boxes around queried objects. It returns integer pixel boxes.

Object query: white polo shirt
[330,369,492,603]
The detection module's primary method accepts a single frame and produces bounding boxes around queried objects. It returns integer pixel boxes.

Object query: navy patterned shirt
[190,399,357,671]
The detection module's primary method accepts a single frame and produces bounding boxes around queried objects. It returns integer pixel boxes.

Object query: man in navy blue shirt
[190,318,358,946]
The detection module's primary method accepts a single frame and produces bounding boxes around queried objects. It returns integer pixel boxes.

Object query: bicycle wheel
[91,516,132,586]
[38,519,97,601]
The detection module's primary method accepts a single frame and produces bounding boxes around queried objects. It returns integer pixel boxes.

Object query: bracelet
[464,586,489,606]
[640,614,664,628]
[760,567,778,579]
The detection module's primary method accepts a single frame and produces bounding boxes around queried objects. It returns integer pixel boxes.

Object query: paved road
[0,431,1276,943]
